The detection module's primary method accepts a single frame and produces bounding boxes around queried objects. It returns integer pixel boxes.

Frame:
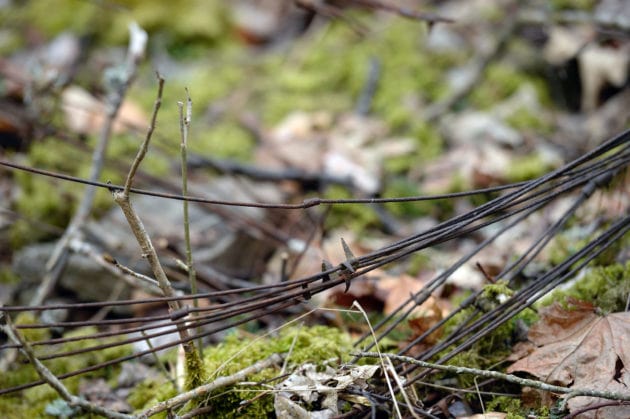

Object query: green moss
[407,253,432,276]
[470,64,550,109]
[486,396,524,418]
[12,313,51,348]
[383,122,442,174]
[474,280,514,313]
[383,179,432,218]
[184,346,205,391]
[193,121,255,161]
[46,327,131,378]
[0,29,24,56]
[127,378,177,414]
[540,262,630,313]
[439,306,537,391]
[504,107,552,134]
[505,153,553,183]
[10,138,78,246]
[323,186,380,232]
[380,175,455,222]
[246,18,457,132]
[207,325,352,417]
[0,267,20,284]
[547,231,584,267]
[9,118,175,247]
[546,221,626,268]
[0,324,132,417]
[11,1,101,39]
[551,0,596,11]
[130,325,353,418]
[11,0,230,55]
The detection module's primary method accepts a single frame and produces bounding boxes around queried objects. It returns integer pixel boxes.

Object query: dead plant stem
[112,74,203,388]
[178,89,201,354]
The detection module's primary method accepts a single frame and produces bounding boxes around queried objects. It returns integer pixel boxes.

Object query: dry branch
[110,74,203,388]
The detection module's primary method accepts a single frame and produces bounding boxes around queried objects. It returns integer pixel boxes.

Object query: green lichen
[540,262,630,313]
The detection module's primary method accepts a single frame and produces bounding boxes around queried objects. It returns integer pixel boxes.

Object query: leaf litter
[508,299,630,418]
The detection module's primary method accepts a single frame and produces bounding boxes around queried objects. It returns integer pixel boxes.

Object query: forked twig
[111,74,203,388]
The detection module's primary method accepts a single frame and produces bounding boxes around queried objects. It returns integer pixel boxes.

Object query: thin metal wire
[0,130,627,397]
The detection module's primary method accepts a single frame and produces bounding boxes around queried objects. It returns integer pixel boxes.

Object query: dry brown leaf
[327,270,445,345]
[508,300,630,418]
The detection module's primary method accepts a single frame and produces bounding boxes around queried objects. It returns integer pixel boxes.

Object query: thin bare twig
[356,352,630,406]
[111,74,204,389]
[69,238,163,294]
[178,89,202,354]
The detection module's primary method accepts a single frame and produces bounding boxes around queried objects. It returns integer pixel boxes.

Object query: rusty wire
[0,129,628,398]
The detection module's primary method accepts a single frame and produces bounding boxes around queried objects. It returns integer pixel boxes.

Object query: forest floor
[0,1,629,418]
